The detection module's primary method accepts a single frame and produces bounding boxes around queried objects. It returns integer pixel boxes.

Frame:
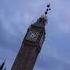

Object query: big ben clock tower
[11,4,51,70]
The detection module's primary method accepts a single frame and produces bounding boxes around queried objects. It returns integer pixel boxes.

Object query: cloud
[0,0,70,70]
[49,0,70,33]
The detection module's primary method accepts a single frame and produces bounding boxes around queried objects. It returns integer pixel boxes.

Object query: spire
[33,4,51,27]
[45,4,51,15]
[0,60,5,70]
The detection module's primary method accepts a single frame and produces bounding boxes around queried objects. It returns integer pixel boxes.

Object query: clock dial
[26,31,39,41]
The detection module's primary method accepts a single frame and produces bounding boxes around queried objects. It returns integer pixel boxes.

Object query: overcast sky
[0,0,70,70]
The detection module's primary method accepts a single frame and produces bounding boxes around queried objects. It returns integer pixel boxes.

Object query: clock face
[26,31,39,42]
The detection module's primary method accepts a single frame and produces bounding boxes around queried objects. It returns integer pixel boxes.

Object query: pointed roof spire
[0,59,6,70]
[33,4,51,27]
[45,3,51,15]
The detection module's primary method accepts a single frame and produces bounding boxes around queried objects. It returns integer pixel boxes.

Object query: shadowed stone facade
[11,14,48,70]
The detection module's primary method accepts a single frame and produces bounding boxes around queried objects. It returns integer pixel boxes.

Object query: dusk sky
[0,0,70,70]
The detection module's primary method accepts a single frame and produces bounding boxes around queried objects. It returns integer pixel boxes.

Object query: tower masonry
[11,4,51,70]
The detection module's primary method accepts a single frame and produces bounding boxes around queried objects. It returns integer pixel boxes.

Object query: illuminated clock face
[26,31,39,41]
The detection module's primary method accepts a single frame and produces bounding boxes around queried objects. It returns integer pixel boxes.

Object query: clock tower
[11,4,51,70]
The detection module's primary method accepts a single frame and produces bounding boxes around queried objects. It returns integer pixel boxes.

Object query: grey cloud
[0,0,70,70]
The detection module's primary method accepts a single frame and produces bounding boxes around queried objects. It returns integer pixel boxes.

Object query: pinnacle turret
[33,4,51,27]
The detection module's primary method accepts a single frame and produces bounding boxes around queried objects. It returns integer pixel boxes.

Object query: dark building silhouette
[11,5,50,70]
[0,60,6,70]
